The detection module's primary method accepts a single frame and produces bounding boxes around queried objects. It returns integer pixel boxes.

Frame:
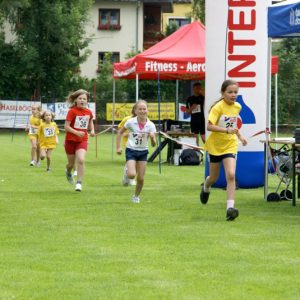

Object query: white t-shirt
[124,117,156,151]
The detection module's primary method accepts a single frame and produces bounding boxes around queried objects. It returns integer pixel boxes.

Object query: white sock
[203,179,211,193]
[227,200,235,209]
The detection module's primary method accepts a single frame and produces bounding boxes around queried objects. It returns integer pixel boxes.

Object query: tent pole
[275,73,278,138]
[158,71,162,174]
[136,73,139,102]
[264,38,272,200]
[175,80,179,120]
[112,79,116,161]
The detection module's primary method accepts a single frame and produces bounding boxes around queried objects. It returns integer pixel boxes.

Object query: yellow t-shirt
[28,115,41,136]
[205,100,241,155]
[38,121,59,149]
[118,115,132,148]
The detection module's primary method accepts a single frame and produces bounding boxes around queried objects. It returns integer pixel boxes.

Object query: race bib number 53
[44,127,55,137]
[74,116,90,129]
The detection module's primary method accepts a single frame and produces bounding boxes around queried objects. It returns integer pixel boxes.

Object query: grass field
[1,131,300,299]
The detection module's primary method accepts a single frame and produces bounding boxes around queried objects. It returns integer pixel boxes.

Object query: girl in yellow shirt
[200,80,247,221]
[26,105,42,166]
[38,111,59,172]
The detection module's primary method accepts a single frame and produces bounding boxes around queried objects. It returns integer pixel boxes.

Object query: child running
[117,104,137,186]
[64,89,95,192]
[200,79,247,221]
[26,105,42,167]
[37,110,59,172]
[116,100,156,203]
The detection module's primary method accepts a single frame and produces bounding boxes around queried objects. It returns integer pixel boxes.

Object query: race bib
[132,133,148,148]
[218,115,238,129]
[44,127,55,137]
[74,116,89,129]
[29,127,37,134]
[192,104,201,114]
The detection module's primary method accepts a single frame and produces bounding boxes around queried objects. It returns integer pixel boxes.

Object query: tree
[191,0,205,24]
[0,0,93,100]
[272,39,300,126]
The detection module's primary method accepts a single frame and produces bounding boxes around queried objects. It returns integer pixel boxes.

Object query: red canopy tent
[113,21,206,81]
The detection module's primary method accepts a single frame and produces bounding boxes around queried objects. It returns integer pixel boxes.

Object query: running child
[26,104,42,166]
[37,110,59,172]
[200,79,247,221]
[116,100,156,203]
[64,89,95,192]
[117,104,137,186]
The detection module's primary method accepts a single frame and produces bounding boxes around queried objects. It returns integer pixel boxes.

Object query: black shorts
[209,153,236,163]
[190,121,205,135]
[126,148,148,162]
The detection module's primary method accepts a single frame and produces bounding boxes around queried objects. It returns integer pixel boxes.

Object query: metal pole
[175,80,179,120]
[275,73,278,138]
[264,38,272,200]
[112,79,116,161]
[136,73,139,102]
[158,71,161,174]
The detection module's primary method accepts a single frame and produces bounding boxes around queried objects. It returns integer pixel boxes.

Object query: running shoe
[226,207,239,221]
[131,195,140,203]
[65,170,74,184]
[200,183,210,204]
[75,183,82,192]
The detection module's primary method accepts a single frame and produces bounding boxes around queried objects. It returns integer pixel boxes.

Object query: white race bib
[29,127,37,134]
[218,115,237,129]
[192,104,201,114]
[74,116,89,129]
[44,127,55,137]
[131,132,148,148]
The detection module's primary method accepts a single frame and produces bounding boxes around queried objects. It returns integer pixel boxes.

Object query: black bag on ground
[179,149,200,166]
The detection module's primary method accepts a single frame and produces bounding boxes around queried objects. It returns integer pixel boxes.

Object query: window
[98,52,120,72]
[168,18,190,28]
[98,9,121,30]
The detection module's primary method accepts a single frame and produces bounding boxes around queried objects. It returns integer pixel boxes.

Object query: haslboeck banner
[106,103,175,121]
[205,0,271,187]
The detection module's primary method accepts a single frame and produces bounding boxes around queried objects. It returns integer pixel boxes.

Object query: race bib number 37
[74,116,90,129]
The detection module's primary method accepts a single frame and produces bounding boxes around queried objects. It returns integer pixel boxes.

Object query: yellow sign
[106,103,175,121]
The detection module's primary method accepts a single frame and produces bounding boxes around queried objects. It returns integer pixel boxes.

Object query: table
[261,138,300,206]
[148,131,196,164]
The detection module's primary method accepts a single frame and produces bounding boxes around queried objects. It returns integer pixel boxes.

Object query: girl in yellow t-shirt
[200,80,247,221]
[26,105,42,166]
[38,110,59,172]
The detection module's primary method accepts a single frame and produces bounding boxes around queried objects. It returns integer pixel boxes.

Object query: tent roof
[268,0,300,37]
[113,21,206,80]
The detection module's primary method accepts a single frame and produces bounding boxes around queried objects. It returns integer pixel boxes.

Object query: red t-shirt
[65,106,93,142]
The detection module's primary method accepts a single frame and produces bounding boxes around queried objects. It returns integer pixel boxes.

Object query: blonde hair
[209,79,239,112]
[66,89,90,107]
[41,110,55,122]
[31,104,42,118]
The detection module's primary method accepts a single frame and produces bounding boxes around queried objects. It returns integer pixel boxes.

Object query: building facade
[81,0,173,79]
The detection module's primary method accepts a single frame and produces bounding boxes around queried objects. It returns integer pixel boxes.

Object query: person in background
[186,82,206,145]
[38,110,59,172]
[116,100,156,203]
[200,79,247,221]
[26,105,42,167]
[117,104,137,186]
[64,89,95,192]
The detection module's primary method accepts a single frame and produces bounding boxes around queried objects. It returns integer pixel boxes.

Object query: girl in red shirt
[64,89,95,192]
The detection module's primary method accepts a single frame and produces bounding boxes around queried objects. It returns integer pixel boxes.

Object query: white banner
[42,103,96,120]
[0,100,41,128]
[0,100,96,128]
[206,0,271,151]
[205,0,271,187]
